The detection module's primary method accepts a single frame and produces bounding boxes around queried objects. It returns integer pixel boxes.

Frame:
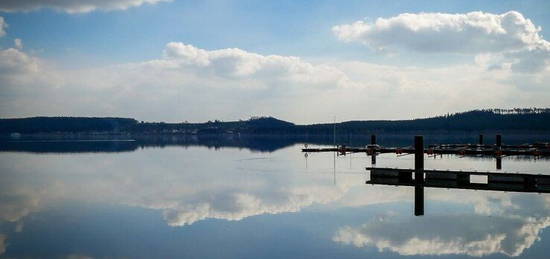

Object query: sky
[0,0,549,124]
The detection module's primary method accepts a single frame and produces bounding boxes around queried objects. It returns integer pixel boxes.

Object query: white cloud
[14,38,23,49]
[0,16,6,37]
[161,42,351,87]
[0,12,548,122]
[0,42,359,122]
[0,41,549,123]
[333,215,550,257]
[333,11,550,73]
[0,48,39,75]
[506,46,550,73]
[0,0,170,13]
[333,11,543,53]
[0,47,47,104]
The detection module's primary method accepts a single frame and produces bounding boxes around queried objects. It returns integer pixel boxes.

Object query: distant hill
[246,116,294,128]
[1,109,549,135]
[300,109,550,134]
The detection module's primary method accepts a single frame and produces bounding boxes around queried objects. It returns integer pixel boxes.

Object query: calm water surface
[1,137,550,258]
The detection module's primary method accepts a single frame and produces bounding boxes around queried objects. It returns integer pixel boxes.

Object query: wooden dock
[302,134,550,157]
[359,136,550,216]
[367,167,550,193]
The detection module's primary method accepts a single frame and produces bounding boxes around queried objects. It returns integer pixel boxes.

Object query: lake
[1,136,549,258]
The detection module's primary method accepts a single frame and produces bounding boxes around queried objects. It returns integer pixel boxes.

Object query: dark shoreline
[2,132,550,154]
[2,109,550,136]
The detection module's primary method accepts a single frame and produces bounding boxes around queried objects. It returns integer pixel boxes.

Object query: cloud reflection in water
[0,144,550,258]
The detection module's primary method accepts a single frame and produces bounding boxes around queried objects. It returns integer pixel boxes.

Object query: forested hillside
[1,109,549,135]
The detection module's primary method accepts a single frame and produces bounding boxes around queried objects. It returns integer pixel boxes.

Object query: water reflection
[333,212,550,257]
[0,235,5,256]
[0,137,549,258]
[0,143,350,228]
[333,190,550,257]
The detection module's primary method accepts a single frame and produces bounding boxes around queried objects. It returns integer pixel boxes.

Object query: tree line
[1,109,549,135]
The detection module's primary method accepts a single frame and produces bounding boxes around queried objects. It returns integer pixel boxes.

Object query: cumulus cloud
[0,48,39,75]
[160,42,351,87]
[0,47,47,105]
[334,214,550,257]
[0,41,549,122]
[0,16,6,37]
[333,11,543,53]
[14,38,22,49]
[333,11,550,73]
[0,0,170,13]
[0,42,359,122]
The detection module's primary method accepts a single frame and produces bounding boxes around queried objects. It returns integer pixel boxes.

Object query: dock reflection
[367,167,550,216]
[366,136,550,216]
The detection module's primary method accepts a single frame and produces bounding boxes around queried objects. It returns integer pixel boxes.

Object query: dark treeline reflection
[1,133,550,154]
[0,135,298,153]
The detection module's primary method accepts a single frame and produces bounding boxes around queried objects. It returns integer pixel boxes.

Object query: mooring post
[496,134,502,170]
[371,134,376,165]
[415,136,424,181]
[414,135,424,216]
[479,134,483,145]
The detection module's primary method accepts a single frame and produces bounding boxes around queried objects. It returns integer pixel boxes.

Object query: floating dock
[367,167,550,193]
[358,136,550,216]
[302,134,550,157]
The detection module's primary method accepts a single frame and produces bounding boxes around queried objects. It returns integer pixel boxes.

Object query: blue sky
[3,0,550,64]
[1,0,549,123]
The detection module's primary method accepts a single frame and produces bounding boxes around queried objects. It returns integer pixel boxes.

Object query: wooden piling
[415,136,424,181]
[371,134,376,165]
[414,136,424,216]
